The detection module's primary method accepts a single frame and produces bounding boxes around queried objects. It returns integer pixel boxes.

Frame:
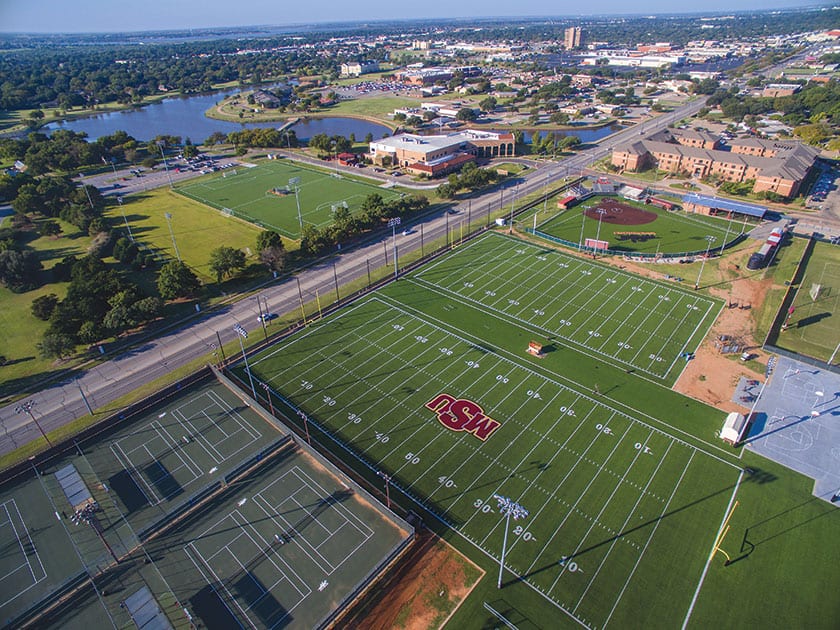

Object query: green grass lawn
[233,230,839,628]
[109,188,264,281]
[239,232,744,628]
[773,239,840,362]
[174,159,400,239]
[533,195,740,255]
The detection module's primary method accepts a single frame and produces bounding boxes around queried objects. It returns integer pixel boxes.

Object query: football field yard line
[630,289,701,376]
[681,468,744,630]
[372,293,740,462]
[519,407,629,575]
[531,421,633,586]
[605,449,697,628]
[410,253,709,379]
[548,428,650,595]
[573,440,674,614]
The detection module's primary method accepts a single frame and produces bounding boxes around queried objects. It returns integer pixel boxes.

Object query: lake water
[45,90,391,142]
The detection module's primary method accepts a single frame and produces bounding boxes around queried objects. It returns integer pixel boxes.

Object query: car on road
[257,313,278,324]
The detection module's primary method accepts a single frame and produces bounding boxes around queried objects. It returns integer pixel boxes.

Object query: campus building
[340,61,380,77]
[611,131,819,198]
[368,129,515,177]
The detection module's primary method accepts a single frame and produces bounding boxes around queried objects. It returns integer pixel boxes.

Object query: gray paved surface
[744,356,840,501]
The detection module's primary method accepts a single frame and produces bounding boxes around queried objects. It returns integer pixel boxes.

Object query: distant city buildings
[564,27,584,49]
[340,61,380,77]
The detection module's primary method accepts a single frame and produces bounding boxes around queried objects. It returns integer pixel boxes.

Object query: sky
[0,0,824,33]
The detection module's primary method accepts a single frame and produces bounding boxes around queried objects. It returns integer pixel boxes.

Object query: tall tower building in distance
[564,26,583,49]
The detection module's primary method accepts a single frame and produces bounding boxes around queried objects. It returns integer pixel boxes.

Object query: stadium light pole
[233,324,257,401]
[694,235,716,290]
[15,400,51,447]
[494,494,528,589]
[164,212,181,261]
[594,208,607,256]
[253,295,268,340]
[388,217,401,279]
[579,206,587,252]
[116,196,134,242]
[259,382,275,416]
[157,141,173,188]
[296,410,311,445]
[378,471,392,509]
[289,177,303,235]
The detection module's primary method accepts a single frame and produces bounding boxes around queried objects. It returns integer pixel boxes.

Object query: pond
[45,90,390,142]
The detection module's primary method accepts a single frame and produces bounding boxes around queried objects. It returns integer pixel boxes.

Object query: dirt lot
[619,255,770,410]
[345,529,483,630]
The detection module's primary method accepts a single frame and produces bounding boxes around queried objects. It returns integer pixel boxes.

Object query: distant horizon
[0,1,829,35]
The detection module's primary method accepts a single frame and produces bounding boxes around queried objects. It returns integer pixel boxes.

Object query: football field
[414,233,721,383]
[175,159,399,239]
[246,233,740,628]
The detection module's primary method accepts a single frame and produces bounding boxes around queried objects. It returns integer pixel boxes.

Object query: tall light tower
[116,196,134,242]
[493,494,528,588]
[164,212,181,261]
[157,141,173,188]
[15,400,51,447]
[388,217,401,280]
[289,177,303,235]
[232,323,257,401]
[378,471,392,509]
[694,235,716,290]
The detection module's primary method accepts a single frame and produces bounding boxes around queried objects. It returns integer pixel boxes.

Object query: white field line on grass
[517,407,634,576]
[681,468,744,630]
[373,293,740,465]
[606,450,697,628]
[667,296,723,382]
[548,429,651,595]
[573,440,675,615]
[412,244,717,380]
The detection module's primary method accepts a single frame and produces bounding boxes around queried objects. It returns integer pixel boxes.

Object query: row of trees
[301,193,429,256]
[437,162,501,198]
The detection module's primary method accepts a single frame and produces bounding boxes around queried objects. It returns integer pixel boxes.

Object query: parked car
[257,313,278,324]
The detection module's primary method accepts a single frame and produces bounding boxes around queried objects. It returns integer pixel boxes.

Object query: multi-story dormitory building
[611,129,819,197]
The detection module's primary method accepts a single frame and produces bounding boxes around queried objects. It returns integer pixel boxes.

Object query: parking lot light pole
[15,400,51,447]
[493,494,528,589]
[233,324,257,401]
[157,141,173,188]
[388,217,401,279]
[254,296,268,340]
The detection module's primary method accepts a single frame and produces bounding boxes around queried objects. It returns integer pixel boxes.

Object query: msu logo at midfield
[425,394,501,441]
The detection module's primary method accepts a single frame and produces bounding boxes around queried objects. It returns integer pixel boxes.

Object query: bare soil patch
[345,529,483,630]
[585,199,658,225]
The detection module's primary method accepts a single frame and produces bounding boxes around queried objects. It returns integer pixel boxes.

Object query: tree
[550,111,570,125]
[0,249,42,292]
[157,260,201,299]
[37,332,75,359]
[256,230,286,273]
[31,293,59,320]
[479,96,497,113]
[208,246,246,283]
[39,220,61,238]
[456,108,478,122]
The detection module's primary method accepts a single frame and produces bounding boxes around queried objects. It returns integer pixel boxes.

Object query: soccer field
[775,240,840,362]
[246,233,739,628]
[175,159,399,239]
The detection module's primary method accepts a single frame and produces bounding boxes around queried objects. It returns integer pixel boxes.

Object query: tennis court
[175,159,400,239]
[0,373,412,629]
